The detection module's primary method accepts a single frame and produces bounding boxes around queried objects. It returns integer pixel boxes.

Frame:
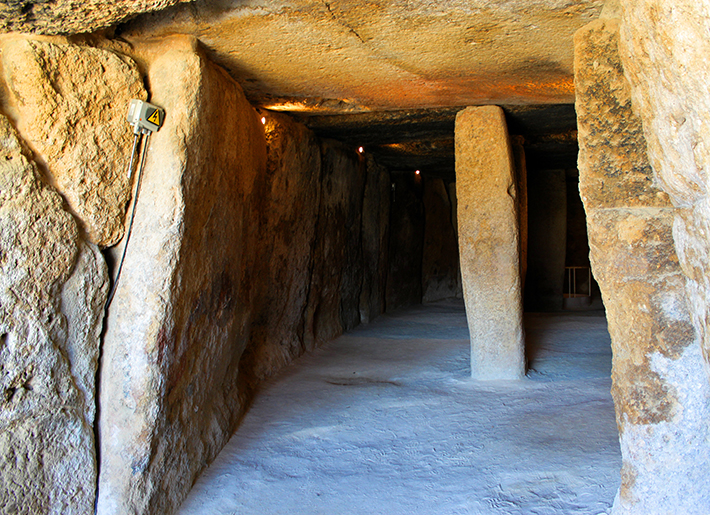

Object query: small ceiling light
[415,170,421,175]
[261,117,266,125]
[358,146,364,154]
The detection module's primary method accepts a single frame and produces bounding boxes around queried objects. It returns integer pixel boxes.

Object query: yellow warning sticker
[147,109,161,126]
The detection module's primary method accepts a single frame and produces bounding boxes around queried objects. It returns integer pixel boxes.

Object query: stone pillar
[455,106,525,380]
[575,16,710,515]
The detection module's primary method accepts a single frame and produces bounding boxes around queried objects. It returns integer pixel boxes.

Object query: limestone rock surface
[618,1,710,383]
[0,114,107,515]
[122,0,603,112]
[98,37,267,515]
[0,0,190,35]
[455,105,524,380]
[305,139,367,344]
[238,111,322,390]
[422,177,461,302]
[1,37,147,246]
[575,16,710,514]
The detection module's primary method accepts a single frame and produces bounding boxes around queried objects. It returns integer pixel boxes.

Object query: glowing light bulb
[261,117,266,125]
[415,170,421,175]
[358,146,364,154]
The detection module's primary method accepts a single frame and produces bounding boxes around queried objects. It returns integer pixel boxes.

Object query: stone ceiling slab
[121,0,603,113]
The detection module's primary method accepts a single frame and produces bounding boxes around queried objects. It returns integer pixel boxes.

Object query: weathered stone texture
[511,137,528,289]
[237,111,322,389]
[0,114,107,514]
[618,1,710,381]
[98,37,268,515]
[305,140,367,343]
[0,0,190,35]
[386,174,424,311]
[123,0,604,112]
[98,36,392,515]
[422,177,461,302]
[1,37,147,246]
[575,16,710,514]
[455,105,525,380]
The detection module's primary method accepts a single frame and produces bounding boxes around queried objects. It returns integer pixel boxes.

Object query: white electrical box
[127,99,165,133]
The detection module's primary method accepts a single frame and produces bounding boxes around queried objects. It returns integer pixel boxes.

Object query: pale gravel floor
[176,300,621,515]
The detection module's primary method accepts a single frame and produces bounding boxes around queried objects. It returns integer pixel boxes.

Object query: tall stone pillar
[575,16,710,515]
[455,106,525,380]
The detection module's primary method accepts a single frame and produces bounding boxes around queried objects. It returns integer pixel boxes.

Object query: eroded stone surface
[0,0,190,35]
[618,1,710,381]
[98,37,268,515]
[305,139,367,344]
[360,155,390,323]
[238,110,321,393]
[422,177,461,302]
[122,0,603,112]
[98,35,393,515]
[575,16,710,514]
[1,37,147,246]
[0,114,106,515]
[455,105,525,380]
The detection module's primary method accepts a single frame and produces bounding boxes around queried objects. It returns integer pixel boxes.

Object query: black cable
[104,131,150,311]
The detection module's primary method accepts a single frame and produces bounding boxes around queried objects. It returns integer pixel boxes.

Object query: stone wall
[618,1,710,380]
[421,177,462,303]
[0,0,191,35]
[0,36,141,515]
[360,155,391,324]
[575,16,710,514]
[0,34,393,515]
[98,36,393,515]
[97,36,269,515]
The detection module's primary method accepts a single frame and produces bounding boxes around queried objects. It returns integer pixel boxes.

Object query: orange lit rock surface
[121,0,603,112]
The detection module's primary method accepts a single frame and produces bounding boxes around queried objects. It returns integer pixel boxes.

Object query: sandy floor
[176,300,621,515]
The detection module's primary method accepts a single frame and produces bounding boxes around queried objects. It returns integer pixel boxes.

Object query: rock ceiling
[2,0,604,176]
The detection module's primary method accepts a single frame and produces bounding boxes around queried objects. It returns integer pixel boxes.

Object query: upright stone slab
[98,37,267,515]
[455,106,525,380]
[237,111,322,392]
[422,177,461,302]
[360,155,390,323]
[619,1,710,379]
[386,174,424,311]
[575,17,710,514]
[304,139,367,346]
[1,37,147,246]
[0,114,107,515]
